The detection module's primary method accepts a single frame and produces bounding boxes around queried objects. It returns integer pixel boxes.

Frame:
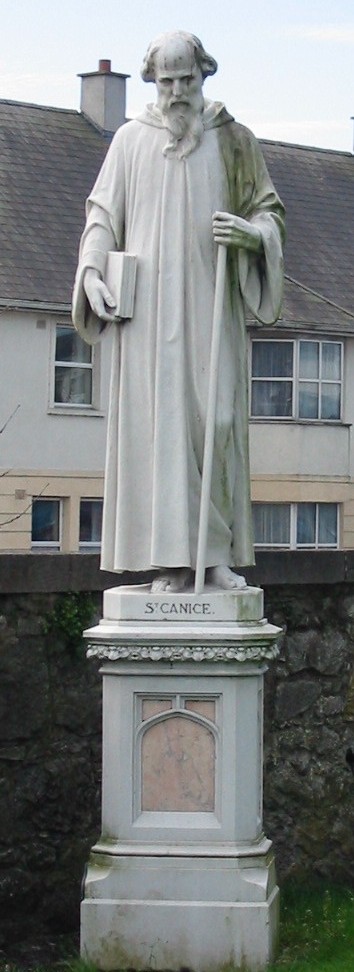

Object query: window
[32,498,61,548]
[79,499,103,549]
[251,340,342,420]
[54,325,93,406]
[252,502,338,549]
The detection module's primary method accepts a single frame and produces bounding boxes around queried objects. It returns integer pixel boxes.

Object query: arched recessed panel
[141,715,215,811]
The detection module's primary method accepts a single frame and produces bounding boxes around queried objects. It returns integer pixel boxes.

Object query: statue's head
[141,31,217,85]
[140,31,217,159]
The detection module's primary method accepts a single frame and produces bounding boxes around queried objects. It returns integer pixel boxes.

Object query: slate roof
[0,98,353,329]
[0,100,106,306]
[261,140,354,331]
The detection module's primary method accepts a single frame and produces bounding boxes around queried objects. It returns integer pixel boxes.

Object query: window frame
[31,497,62,549]
[250,337,343,422]
[252,501,339,550]
[79,497,103,551]
[49,322,101,413]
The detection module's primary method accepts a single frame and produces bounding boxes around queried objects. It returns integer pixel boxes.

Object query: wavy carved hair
[141,31,218,83]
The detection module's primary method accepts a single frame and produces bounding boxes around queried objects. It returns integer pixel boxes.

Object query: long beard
[162,100,204,159]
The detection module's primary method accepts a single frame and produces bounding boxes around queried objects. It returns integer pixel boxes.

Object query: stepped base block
[81,846,279,971]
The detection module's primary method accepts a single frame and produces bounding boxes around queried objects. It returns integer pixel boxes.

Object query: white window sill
[31,544,61,550]
[79,545,102,552]
[254,545,339,551]
[47,406,105,418]
[250,418,349,427]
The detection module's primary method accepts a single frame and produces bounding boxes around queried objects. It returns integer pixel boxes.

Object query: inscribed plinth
[81,586,281,971]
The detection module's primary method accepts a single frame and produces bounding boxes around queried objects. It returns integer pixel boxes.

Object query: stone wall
[1,553,354,948]
[0,589,102,949]
[263,585,354,887]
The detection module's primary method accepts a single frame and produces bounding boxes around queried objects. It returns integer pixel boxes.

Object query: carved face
[154,38,204,116]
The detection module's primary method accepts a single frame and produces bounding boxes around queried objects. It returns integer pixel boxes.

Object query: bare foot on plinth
[207,565,247,590]
[151,567,193,593]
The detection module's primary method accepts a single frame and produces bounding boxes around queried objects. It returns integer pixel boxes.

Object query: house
[1,61,353,554]
[249,140,354,551]
[0,63,125,552]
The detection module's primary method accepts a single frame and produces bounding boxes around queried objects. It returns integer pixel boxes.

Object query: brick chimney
[79,60,130,134]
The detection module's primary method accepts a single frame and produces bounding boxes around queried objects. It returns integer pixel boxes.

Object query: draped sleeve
[72,125,127,344]
[232,125,285,325]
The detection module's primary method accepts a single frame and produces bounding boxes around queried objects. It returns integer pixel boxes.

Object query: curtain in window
[252,342,293,417]
[252,503,290,545]
[296,503,316,544]
[318,504,337,545]
[55,367,92,405]
[79,500,103,544]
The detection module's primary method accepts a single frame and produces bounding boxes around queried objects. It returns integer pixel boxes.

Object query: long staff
[194,243,227,595]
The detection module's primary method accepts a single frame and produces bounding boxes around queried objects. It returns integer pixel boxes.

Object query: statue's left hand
[213,212,262,253]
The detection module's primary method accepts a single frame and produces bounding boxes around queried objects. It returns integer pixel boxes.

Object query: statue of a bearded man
[72,30,285,593]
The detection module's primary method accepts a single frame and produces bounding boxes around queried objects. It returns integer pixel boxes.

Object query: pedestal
[81,585,281,971]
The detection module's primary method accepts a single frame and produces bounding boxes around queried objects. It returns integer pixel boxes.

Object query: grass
[268,881,354,972]
[1,882,354,972]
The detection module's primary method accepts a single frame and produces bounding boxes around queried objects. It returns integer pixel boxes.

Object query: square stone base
[81,847,279,971]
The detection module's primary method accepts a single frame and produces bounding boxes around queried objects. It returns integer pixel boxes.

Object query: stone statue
[72,30,285,593]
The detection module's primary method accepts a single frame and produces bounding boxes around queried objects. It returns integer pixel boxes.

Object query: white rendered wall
[1,310,112,472]
[249,421,350,478]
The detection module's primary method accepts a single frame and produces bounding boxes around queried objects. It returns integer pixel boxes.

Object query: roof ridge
[0,98,80,116]
[260,137,352,157]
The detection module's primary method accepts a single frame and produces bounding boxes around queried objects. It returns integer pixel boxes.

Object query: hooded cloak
[72,102,285,572]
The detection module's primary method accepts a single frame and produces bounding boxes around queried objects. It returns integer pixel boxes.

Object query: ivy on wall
[42,592,97,656]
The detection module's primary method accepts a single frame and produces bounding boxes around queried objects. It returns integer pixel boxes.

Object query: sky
[1,0,353,152]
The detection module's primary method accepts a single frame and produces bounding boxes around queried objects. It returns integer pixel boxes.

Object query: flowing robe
[72,101,285,572]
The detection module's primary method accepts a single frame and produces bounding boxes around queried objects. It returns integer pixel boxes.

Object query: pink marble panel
[141,714,215,812]
[185,699,216,722]
[141,698,172,721]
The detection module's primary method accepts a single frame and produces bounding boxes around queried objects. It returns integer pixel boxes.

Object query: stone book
[105,251,137,318]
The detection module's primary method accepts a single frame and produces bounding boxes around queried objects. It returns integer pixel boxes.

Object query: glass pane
[299,342,319,379]
[79,500,103,543]
[252,341,293,378]
[322,343,341,380]
[298,382,319,419]
[55,366,92,405]
[252,503,290,545]
[251,380,292,417]
[318,504,338,545]
[321,383,340,420]
[32,499,60,543]
[296,504,316,545]
[55,326,91,364]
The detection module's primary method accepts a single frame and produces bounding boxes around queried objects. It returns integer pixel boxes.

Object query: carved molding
[86,640,280,663]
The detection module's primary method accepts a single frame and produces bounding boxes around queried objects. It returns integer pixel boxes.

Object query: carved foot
[151,567,193,593]
[206,565,247,590]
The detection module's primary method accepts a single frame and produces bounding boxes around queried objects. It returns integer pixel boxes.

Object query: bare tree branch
[1,483,49,528]
[0,404,20,435]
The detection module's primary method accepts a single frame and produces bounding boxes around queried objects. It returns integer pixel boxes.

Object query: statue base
[81,585,281,971]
